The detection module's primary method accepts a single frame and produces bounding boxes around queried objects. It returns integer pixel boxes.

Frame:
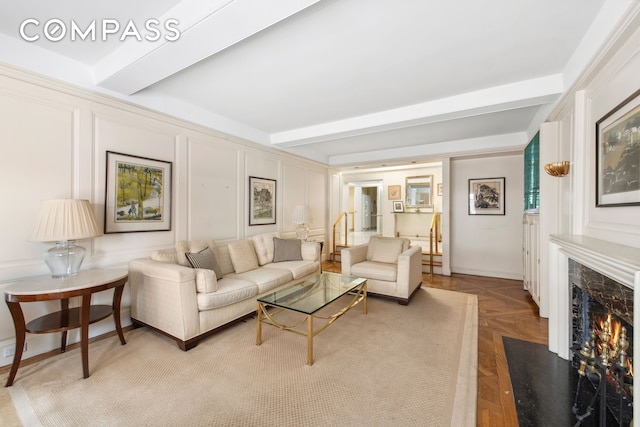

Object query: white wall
[0,65,328,366]
[450,154,524,280]
[545,4,640,248]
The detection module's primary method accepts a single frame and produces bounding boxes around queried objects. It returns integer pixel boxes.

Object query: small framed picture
[249,176,276,225]
[468,177,505,215]
[388,185,401,200]
[392,201,404,212]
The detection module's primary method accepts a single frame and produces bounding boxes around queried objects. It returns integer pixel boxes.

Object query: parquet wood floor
[323,261,549,427]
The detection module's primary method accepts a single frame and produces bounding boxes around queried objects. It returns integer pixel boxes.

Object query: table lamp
[31,199,102,277]
[292,205,311,240]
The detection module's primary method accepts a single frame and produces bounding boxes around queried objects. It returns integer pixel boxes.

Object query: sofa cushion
[193,268,218,293]
[251,232,280,265]
[263,260,318,280]
[226,267,292,294]
[196,278,259,311]
[228,240,259,274]
[185,248,223,280]
[273,238,302,262]
[351,260,398,282]
[366,237,405,264]
[211,245,235,276]
[151,249,178,264]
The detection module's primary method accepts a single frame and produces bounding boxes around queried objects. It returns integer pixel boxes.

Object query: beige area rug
[2,287,477,427]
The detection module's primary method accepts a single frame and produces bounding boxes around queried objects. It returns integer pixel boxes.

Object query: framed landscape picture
[104,151,172,233]
[468,177,505,215]
[596,88,640,207]
[249,176,276,225]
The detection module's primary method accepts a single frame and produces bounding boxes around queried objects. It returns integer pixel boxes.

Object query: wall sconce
[544,161,570,177]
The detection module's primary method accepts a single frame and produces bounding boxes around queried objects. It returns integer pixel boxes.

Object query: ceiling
[0,0,621,168]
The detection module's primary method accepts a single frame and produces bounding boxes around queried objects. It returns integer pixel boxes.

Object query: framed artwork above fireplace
[596,87,640,207]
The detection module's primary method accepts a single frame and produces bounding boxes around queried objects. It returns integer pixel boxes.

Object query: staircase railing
[429,212,441,276]
[332,212,348,262]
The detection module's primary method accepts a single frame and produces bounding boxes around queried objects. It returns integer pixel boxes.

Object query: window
[524,132,539,211]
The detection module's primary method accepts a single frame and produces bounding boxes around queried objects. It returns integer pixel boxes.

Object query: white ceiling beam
[327,132,528,167]
[270,75,563,147]
[95,0,322,94]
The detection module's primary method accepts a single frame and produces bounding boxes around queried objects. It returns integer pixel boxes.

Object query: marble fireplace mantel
[548,234,640,360]
[547,235,640,423]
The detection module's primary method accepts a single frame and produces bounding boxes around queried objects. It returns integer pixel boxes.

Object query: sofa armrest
[301,241,321,262]
[340,243,368,276]
[129,258,200,341]
[396,246,423,295]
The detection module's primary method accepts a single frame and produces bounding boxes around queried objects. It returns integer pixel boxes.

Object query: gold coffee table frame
[256,272,367,365]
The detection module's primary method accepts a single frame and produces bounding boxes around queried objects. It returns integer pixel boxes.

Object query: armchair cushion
[228,240,260,274]
[350,261,398,282]
[366,236,406,263]
[273,238,302,262]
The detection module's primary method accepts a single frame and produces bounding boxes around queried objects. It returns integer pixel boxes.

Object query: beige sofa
[341,236,422,305]
[128,232,321,350]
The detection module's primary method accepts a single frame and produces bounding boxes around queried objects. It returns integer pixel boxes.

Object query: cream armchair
[341,236,422,305]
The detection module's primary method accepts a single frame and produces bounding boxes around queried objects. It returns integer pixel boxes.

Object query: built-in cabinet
[522,212,540,306]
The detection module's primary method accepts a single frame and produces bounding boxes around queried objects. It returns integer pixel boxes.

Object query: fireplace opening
[571,260,634,426]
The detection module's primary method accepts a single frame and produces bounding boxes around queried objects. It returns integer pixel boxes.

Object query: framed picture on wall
[104,151,172,233]
[392,201,404,212]
[388,185,401,200]
[468,177,505,215]
[249,176,276,225]
[596,87,640,207]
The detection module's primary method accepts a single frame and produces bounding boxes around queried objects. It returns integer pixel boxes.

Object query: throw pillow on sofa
[185,247,223,280]
[273,238,303,262]
[228,240,260,273]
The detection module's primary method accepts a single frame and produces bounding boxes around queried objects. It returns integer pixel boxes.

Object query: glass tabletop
[257,272,366,315]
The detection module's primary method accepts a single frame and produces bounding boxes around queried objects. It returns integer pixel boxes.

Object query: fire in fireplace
[571,259,634,426]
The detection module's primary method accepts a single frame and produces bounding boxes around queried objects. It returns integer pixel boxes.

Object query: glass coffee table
[256,272,367,365]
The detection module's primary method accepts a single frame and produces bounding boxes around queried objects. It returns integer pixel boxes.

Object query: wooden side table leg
[113,285,126,345]
[60,298,69,352]
[80,294,91,379]
[5,301,26,387]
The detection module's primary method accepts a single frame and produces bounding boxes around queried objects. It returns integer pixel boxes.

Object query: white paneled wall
[450,154,524,280]
[0,66,328,366]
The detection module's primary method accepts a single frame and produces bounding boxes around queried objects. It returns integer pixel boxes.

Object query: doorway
[346,181,382,243]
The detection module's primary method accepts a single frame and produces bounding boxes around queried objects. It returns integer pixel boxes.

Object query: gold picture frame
[388,185,401,200]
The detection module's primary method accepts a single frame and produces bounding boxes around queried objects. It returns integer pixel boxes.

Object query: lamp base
[295,225,309,241]
[43,241,86,277]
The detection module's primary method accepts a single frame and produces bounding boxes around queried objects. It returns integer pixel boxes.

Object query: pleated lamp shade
[31,199,102,242]
[292,206,311,225]
[31,199,102,277]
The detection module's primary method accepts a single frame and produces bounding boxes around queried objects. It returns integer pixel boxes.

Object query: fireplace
[549,235,640,425]
[570,259,633,425]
